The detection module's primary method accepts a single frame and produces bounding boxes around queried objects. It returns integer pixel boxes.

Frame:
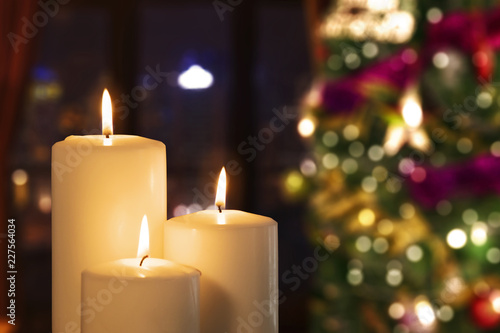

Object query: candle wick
[105,134,110,139]
[139,255,149,266]
[217,205,222,213]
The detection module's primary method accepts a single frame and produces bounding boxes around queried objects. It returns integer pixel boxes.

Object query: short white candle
[164,168,278,333]
[81,217,200,332]
[51,90,166,332]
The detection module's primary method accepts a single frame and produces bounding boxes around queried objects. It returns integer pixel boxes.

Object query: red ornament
[473,42,495,82]
[470,293,500,330]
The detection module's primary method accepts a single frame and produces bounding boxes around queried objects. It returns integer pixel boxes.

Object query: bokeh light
[447,229,467,249]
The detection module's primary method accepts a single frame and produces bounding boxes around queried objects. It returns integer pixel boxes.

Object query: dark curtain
[0,0,39,317]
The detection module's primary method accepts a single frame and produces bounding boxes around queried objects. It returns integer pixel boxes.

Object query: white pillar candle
[51,90,166,332]
[81,217,200,333]
[164,168,278,333]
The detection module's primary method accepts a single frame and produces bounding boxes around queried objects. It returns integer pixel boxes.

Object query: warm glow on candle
[215,167,226,209]
[102,89,113,137]
[402,94,423,128]
[137,215,150,258]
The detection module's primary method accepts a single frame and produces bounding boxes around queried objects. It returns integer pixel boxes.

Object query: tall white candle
[51,90,166,332]
[81,217,200,333]
[164,168,278,333]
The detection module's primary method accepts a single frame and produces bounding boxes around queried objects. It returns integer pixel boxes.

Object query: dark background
[2,0,316,332]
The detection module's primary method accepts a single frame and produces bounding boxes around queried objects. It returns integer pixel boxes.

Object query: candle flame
[136,215,149,258]
[402,94,423,129]
[215,167,226,209]
[102,89,113,137]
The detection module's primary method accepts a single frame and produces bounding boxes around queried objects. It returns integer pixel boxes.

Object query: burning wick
[139,255,149,267]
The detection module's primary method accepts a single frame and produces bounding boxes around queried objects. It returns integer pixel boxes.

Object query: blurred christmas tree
[287,0,500,332]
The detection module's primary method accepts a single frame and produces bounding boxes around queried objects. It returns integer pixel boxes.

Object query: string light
[367,0,398,12]
[398,158,415,175]
[358,209,376,226]
[300,159,317,177]
[490,141,500,157]
[322,153,339,169]
[347,268,363,286]
[12,169,28,186]
[355,236,372,252]
[285,171,304,194]
[488,212,500,227]
[401,48,418,64]
[324,234,341,252]
[447,229,467,249]
[471,222,488,246]
[362,42,379,58]
[373,237,389,253]
[477,92,493,109]
[388,302,405,319]
[298,118,316,137]
[368,145,384,161]
[436,305,454,322]
[456,138,473,154]
[410,167,426,183]
[386,177,402,193]
[406,245,423,262]
[402,95,423,128]
[327,55,343,70]
[399,203,415,219]
[348,141,365,157]
[361,177,378,193]
[341,158,358,174]
[372,166,388,181]
[433,52,450,69]
[377,219,394,235]
[323,131,339,147]
[345,53,361,69]
[343,125,360,141]
[462,209,478,225]
[386,268,403,286]
[486,247,500,264]
[415,299,436,326]
[320,3,415,43]
[38,193,52,213]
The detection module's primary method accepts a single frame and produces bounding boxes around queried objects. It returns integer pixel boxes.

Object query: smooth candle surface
[52,135,166,332]
[164,210,278,333]
[81,258,200,332]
